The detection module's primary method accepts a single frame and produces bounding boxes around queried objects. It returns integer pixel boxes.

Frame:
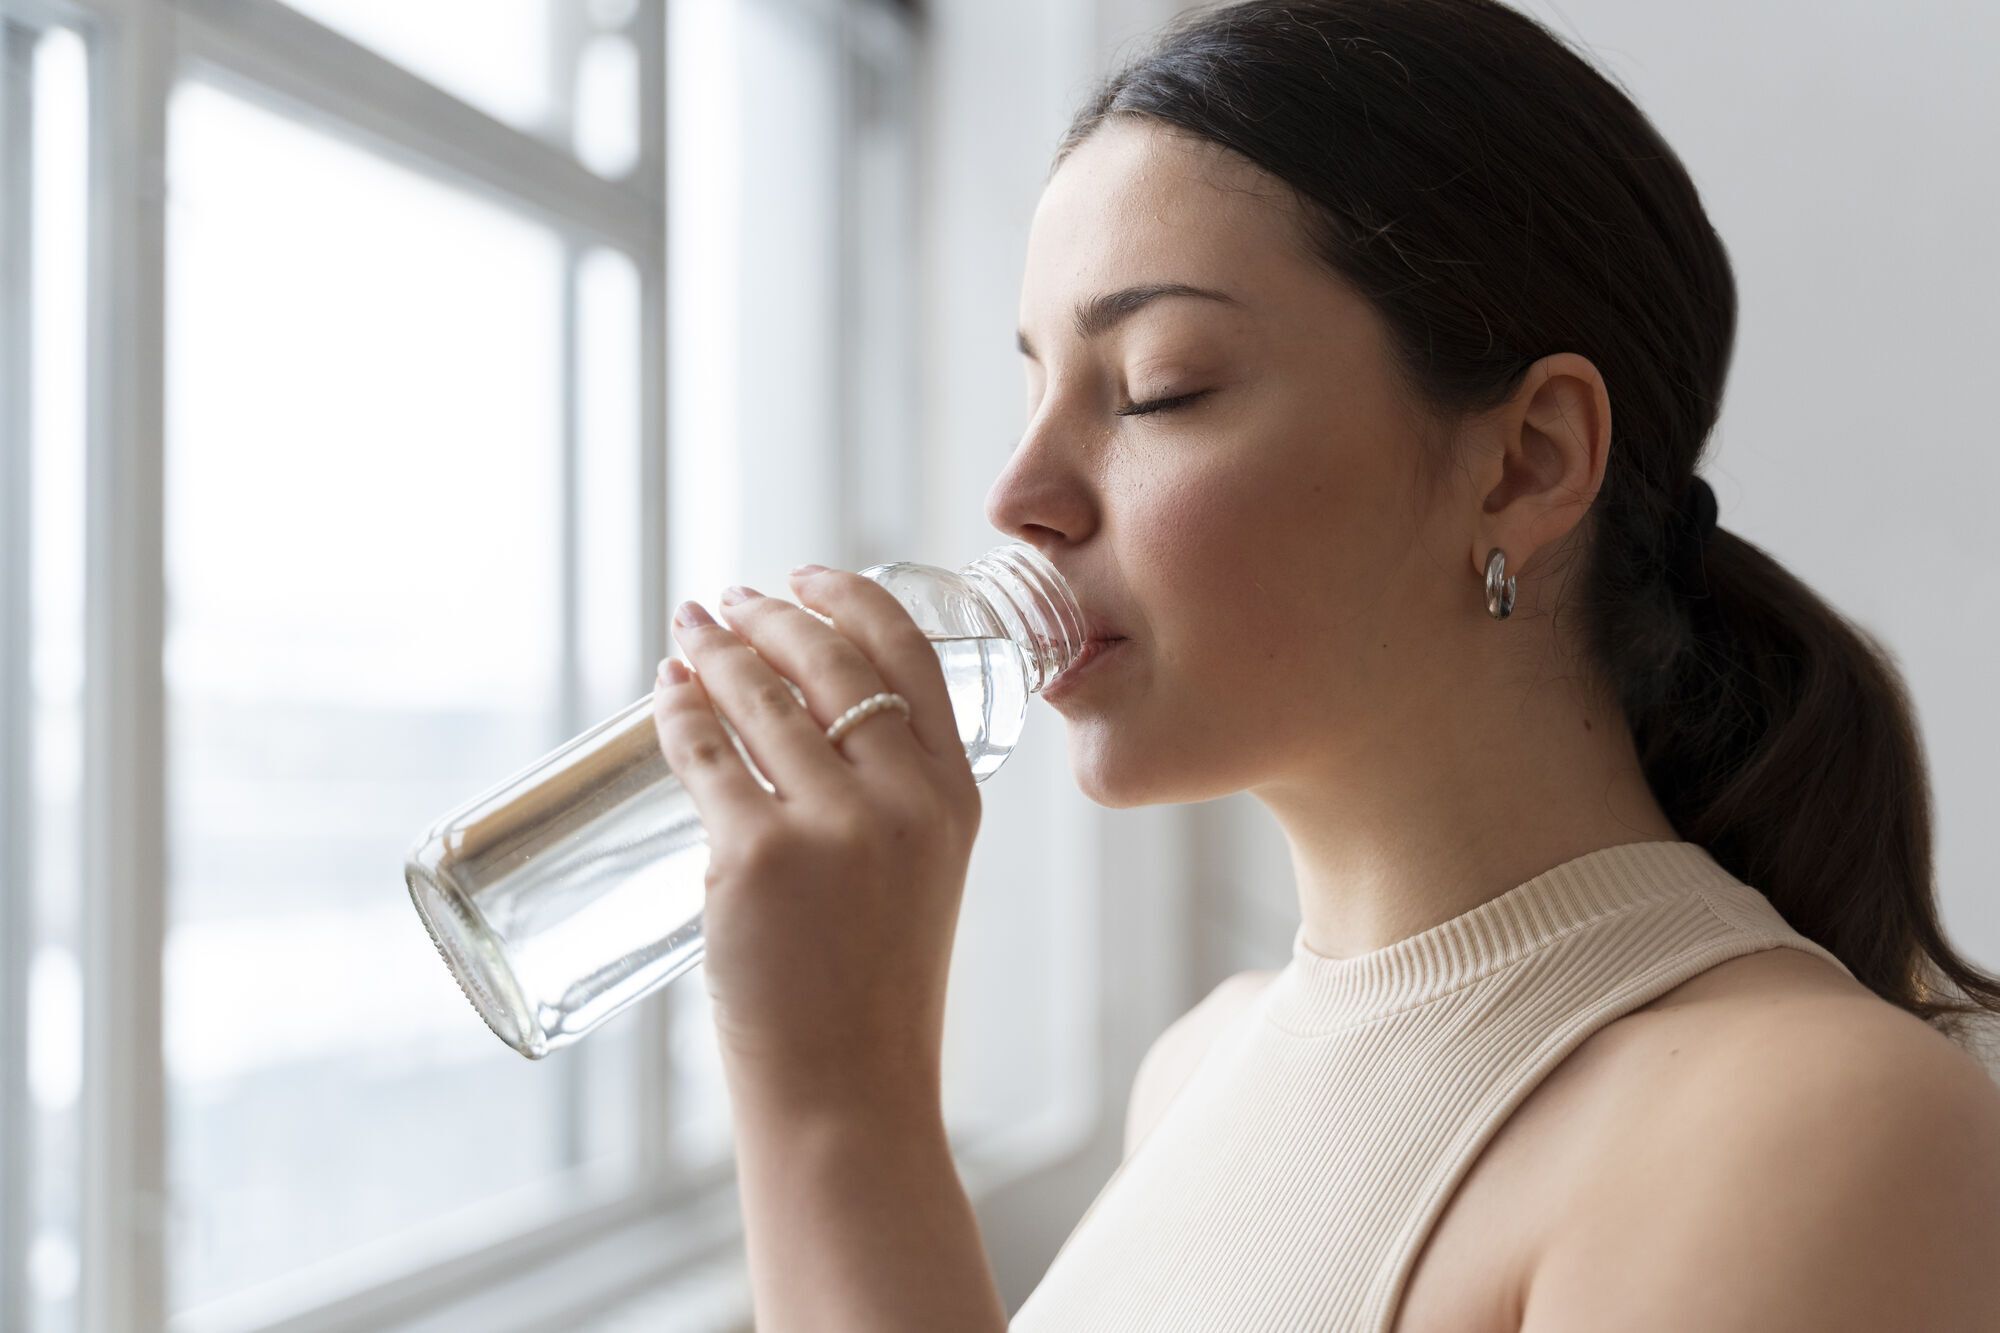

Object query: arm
[1521,1016,2000,1332]
[649,570,1010,1330]
[730,1083,1009,1333]
[726,966,1284,1329]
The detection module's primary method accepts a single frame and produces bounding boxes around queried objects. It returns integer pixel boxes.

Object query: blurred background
[0,0,1994,1328]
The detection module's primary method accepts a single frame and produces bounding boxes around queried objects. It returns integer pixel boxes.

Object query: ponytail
[1621,522,1999,1042]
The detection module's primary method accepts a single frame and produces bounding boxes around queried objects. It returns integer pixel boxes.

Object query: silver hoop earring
[1485,547,1517,620]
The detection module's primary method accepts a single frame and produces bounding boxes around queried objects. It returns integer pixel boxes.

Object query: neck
[1251,663,1680,963]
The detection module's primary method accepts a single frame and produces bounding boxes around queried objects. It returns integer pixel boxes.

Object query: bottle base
[406,860,548,1059]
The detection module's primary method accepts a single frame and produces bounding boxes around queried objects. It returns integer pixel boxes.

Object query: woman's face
[987,116,1485,808]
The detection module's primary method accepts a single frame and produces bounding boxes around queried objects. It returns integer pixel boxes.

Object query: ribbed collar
[1262,839,1728,1036]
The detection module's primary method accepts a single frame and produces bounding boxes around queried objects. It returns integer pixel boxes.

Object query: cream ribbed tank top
[1009,839,1854,1333]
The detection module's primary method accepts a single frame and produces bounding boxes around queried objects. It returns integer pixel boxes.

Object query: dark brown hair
[1057,0,1998,1042]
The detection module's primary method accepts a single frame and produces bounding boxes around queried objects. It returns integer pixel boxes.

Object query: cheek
[1121,459,1334,676]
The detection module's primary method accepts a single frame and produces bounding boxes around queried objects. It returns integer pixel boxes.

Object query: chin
[1061,727,1143,807]
[1061,730,1209,809]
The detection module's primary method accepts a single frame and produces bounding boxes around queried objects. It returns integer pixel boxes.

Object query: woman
[650,1,2000,1328]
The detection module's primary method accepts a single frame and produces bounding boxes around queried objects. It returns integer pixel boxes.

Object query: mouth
[1044,635,1129,697]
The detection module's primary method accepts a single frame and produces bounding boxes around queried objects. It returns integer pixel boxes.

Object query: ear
[1468,352,1611,587]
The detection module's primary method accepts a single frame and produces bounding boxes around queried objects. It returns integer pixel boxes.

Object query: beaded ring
[824,691,912,751]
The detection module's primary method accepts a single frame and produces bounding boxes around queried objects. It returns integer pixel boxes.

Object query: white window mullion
[628,0,672,1184]
[80,1,172,1330]
[629,0,665,211]
[2,19,40,1333]
[553,236,596,1172]
[630,0,677,1193]
[836,0,921,568]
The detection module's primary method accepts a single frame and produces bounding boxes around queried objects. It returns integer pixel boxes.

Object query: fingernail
[720,584,761,606]
[789,563,827,578]
[674,600,714,628]
[658,657,689,685]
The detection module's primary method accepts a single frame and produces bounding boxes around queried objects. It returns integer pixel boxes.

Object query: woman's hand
[651,565,982,1115]
[654,566,1007,1332]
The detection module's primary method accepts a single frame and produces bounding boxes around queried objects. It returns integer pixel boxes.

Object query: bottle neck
[959,543,1088,694]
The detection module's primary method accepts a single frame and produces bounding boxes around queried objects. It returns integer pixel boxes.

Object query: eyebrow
[1016,282,1243,359]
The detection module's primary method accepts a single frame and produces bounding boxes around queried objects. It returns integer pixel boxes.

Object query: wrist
[721,1039,942,1129]
[728,1070,943,1137]
[729,1085,952,1183]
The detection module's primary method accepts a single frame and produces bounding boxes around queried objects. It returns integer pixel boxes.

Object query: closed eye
[1115,389,1212,417]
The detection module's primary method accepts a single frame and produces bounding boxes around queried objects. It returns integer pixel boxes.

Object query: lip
[1043,637,1129,701]
[1081,616,1125,642]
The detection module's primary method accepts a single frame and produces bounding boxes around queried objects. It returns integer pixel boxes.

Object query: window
[0,1,998,1330]
[161,78,646,1313]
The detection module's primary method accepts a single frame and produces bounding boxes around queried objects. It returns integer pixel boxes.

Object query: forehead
[1021,118,1310,324]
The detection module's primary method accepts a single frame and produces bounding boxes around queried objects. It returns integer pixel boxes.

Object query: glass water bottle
[404,541,1087,1059]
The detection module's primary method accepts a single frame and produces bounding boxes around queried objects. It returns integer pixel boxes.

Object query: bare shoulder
[1525,946,2000,1331]
[1644,946,2000,1143]
[1123,967,1281,1161]
[1616,944,1996,1101]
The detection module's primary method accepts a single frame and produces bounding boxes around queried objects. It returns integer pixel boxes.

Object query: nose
[983,412,1099,547]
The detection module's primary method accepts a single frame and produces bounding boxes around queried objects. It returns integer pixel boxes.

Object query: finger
[671,599,853,804]
[785,567,964,764]
[651,656,777,836]
[713,584,929,781]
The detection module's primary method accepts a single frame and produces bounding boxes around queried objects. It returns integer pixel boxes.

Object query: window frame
[0,1,716,1329]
